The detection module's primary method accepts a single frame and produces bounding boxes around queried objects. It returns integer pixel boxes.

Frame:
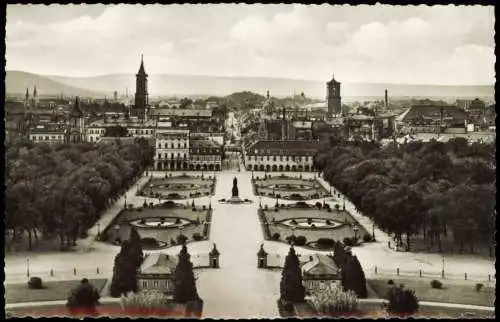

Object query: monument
[218,176,252,204]
[232,177,239,198]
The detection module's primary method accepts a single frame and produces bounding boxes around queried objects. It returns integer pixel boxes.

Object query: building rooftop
[247,140,320,156]
[397,105,468,123]
[150,108,212,118]
[139,253,178,275]
[301,254,340,278]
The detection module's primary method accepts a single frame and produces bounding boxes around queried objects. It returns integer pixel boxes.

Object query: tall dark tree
[279,246,305,303]
[172,243,200,303]
[341,255,367,298]
[128,226,144,269]
[109,240,140,297]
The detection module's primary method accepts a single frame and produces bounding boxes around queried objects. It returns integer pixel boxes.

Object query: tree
[110,240,140,297]
[66,278,101,315]
[341,255,367,298]
[386,284,419,316]
[129,226,144,269]
[171,244,200,303]
[280,246,306,303]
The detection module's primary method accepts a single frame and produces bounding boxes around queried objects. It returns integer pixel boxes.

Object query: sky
[6,4,495,85]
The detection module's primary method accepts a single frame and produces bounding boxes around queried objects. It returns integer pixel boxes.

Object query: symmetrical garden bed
[252,174,330,201]
[100,201,211,249]
[258,202,370,249]
[138,174,216,200]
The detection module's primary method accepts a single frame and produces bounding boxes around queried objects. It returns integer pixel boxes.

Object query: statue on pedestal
[232,177,239,198]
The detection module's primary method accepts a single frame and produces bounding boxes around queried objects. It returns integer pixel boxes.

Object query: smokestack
[384,89,388,109]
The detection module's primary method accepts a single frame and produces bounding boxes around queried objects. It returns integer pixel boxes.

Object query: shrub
[140,219,146,225]
[202,205,206,210]
[310,282,358,316]
[307,218,313,225]
[295,201,308,208]
[323,203,331,210]
[475,283,484,292]
[343,237,354,246]
[430,280,443,289]
[387,279,395,285]
[315,202,322,209]
[141,237,159,247]
[175,218,181,224]
[326,219,332,225]
[120,290,171,313]
[291,219,298,225]
[170,238,177,246]
[176,234,188,244]
[285,235,297,245]
[335,204,340,211]
[27,277,43,289]
[295,235,307,246]
[386,285,419,315]
[317,238,335,248]
[192,233,203,241]
[264,205,268,210]
[271,233,281,240]
[363,234,372,242]
[274,208,279,212]
[137,208,143,212]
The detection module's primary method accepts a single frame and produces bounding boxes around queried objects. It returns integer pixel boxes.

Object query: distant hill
[5,71,106,98]
[7,70,495,100]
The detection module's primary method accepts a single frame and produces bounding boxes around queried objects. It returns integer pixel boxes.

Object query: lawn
[253,176,330,200]
[5,279,108,305]
[368,277,495,307]
[138,175,216,200]
[260,204,369,247]
[102,202,211,247]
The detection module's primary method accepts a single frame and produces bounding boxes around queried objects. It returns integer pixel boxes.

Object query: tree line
[5,137,154,251]
[314,137,495,255]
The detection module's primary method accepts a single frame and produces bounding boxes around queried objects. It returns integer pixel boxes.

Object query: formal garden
[259,201,371,249]
[252,174,331,201]
[137,173,216,200]
[100,201,212,249]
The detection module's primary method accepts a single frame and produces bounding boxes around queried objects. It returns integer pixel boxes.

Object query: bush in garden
[177,234,188,244]
[315,202,322,209]
[387,279,395,285]
[264,205,269,210]
[175,218,181,224]
[307,218,313,225]
[343,237,354,246]
[141,238,159,247]
[430,280,443,289]
[363,234,372,242]
[323,203,331,210]
[334,204,340,211]
[170,238,177,246]
[285,235,297,245]
[325,219,332,225]
[192,233,203,241]
[475,283,484,292]
[291,219,298,225]
[120,290,171,314]
[310,282,359,316]
[27,277,43,289]
[271,232,281,240]
[317,238,335,248]
[294,235,307,246]
[386,284,419,315]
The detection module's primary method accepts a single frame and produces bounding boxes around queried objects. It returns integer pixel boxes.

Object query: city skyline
[6,4,495,85]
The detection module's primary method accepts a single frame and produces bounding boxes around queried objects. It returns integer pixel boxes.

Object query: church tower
[134,55,149,120]
[326,74,341,116]
[32,86,39,108]
[66,96,85,143]
[24,88,30,109]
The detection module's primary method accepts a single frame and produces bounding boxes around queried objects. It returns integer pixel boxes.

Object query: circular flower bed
[280,218,342,229]
[130,217,190,229]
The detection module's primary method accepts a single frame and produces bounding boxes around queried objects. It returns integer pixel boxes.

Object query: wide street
[4,167,496,317]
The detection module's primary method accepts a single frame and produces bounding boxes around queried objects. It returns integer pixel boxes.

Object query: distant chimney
[384,89,388,109]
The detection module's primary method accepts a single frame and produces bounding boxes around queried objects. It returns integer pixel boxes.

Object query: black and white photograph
[4,3,495,319]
